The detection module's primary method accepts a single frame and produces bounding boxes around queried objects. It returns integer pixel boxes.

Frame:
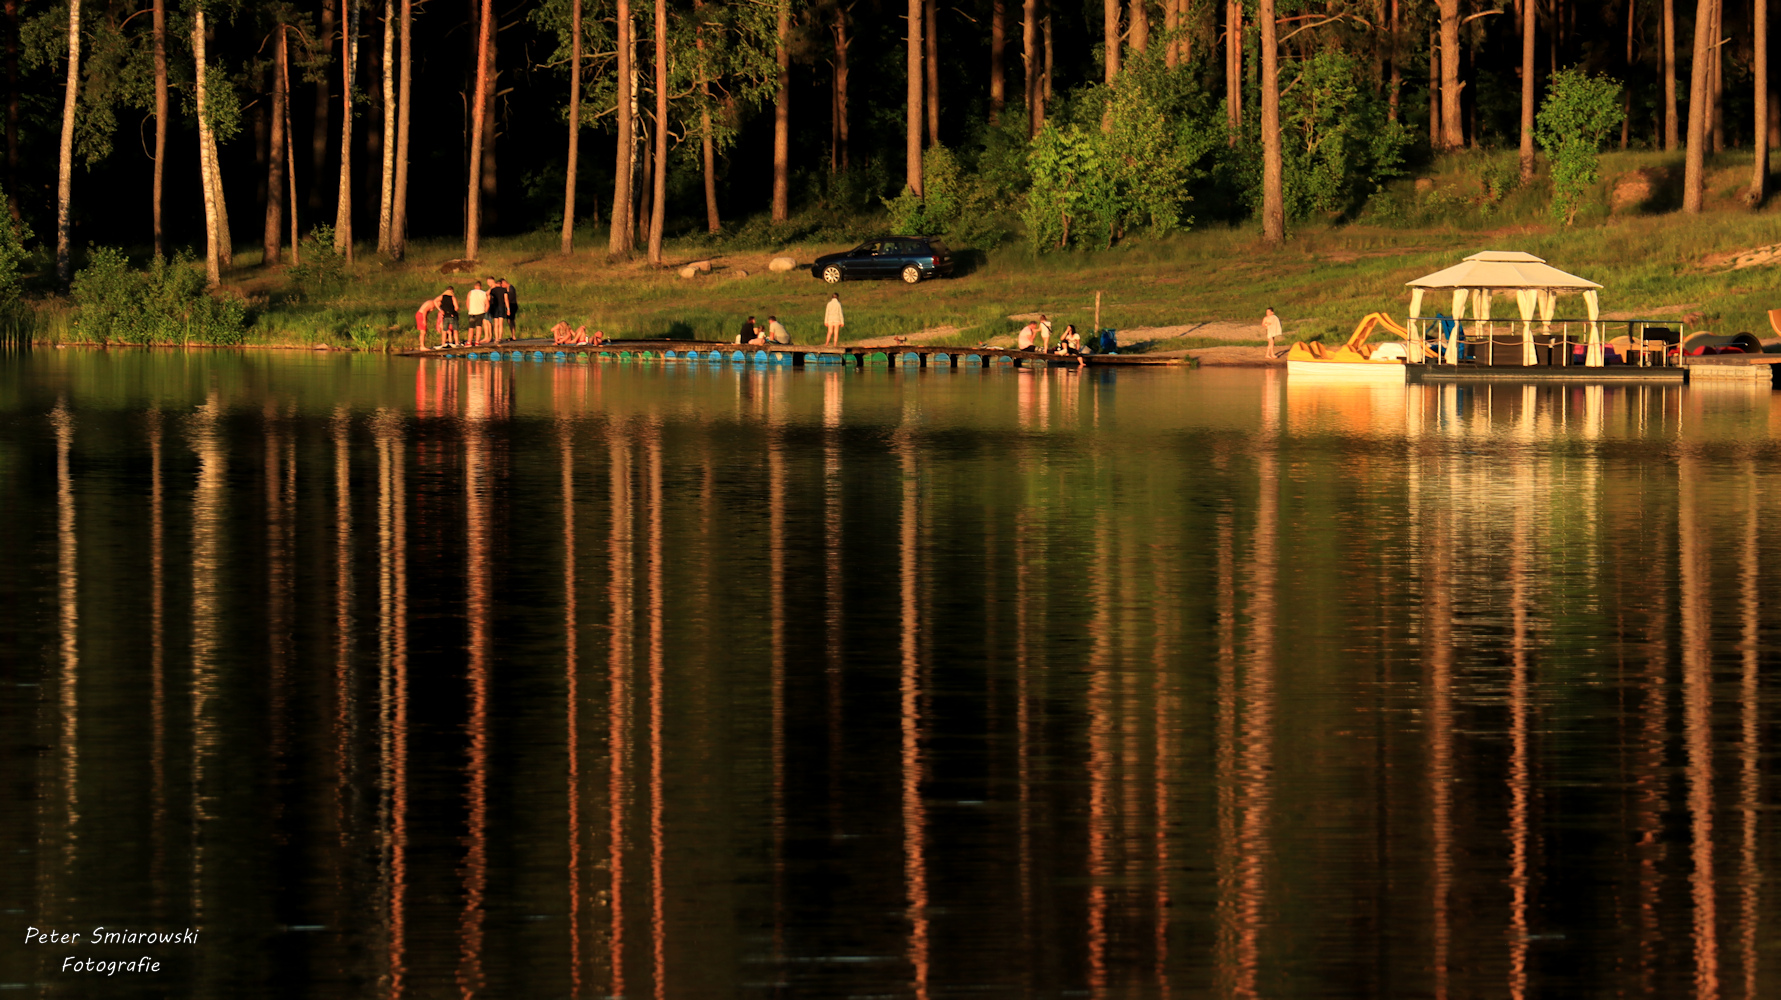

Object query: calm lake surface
[2,348,1779,998]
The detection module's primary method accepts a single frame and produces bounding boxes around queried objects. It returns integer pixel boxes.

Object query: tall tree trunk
[335,0,357,260]
[1754,0,1769,203]
[253,75,268,219]
[1023,0,1039,136]
[391,0,411,259]
[193,8,222,286]
[991,0,1005,120]
[1387,0,1400,121]
[284,45,300,263]
[55,0,79,286]
[1259,0,1282,243]
[377,0,395,253]
[925,0,939,146]
[627,28,639,243]
[608,0,631,253]
[907,0,923,194]
[562,0,581,253]
[1664,0,1678,148]
[1437,0,1461,150]
[1225,1,1242,139]
[1164,0,1179,68]
[265,24,288,266]
[466,0,491,257]
[1519,0,1535,180]
[150,0,165,253]
[649,0,665,264]
[1105,0,1121,81]
[312,1,333,214]
[1043,10,1052,100]
[772,0,790,220]
[480,27,497,229]
[637,117,652,246]
[1622,0,1634,148]
[3,0,15,225]
[1710,0,1724,151]
[1130,0,1148,54]
[1428,31,1439,146]
[701,0,721,229]
[1683,0,1716,210]
[829,5,849,177]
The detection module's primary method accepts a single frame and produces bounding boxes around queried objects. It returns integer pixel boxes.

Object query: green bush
[1023,59,1219,250]
[286,225,348,298]
[72,248,248,345]
[1536,68,1625,225]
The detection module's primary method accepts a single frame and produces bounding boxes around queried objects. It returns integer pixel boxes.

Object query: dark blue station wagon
[810,237,955,285]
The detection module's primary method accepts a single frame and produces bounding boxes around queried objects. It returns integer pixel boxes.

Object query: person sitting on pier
[1017,321,1040,352]
[767,315,790,344]
[551,321,573,345]
[1054,324,1083,355]
[748,325,771,346]
[738,316,758,344]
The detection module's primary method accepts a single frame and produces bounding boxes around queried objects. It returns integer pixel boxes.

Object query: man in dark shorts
[502,279,520,338]
[486,275,510,343]
[438,286,459,346]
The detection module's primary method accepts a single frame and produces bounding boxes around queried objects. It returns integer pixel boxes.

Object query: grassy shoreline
[25,150,1781,354]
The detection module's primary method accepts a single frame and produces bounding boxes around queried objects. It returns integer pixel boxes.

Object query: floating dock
[1409,356,1776,386]
[404,339,1193,368]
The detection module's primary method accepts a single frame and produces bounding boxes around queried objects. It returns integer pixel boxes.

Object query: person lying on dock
[581,327,605,346]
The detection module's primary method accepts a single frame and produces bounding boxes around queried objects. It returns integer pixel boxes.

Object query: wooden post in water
[1095,291,1102,336]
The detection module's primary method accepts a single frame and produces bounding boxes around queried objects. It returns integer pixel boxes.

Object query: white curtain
[1584,290,1602,367]
[1516,288,1538,366]
[1474,289,1493,364]
[1540,290,1559,363]
[1408,288,1425,362]
[1448,289,1469,365]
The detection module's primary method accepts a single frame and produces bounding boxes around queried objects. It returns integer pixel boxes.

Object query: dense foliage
[72,249,248,345]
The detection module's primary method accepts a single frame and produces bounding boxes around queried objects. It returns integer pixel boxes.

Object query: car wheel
[823,265,843,284]
[901,265,921,284]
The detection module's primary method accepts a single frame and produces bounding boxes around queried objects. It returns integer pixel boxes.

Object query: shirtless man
[415,294,440,349]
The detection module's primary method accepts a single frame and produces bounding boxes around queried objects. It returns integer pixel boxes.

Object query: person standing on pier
[438,287,459,346]
[415,293,440,349]
[466,281,489,345]
[824,294,845,346]
[486,276,510,343]
[504,279,521,338]
[1262,307,1284,359]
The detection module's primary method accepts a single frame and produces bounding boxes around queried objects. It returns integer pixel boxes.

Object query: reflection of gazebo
[1406,251,1605,367]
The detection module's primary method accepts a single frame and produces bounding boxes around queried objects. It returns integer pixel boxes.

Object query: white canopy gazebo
[1405,251,1605,366]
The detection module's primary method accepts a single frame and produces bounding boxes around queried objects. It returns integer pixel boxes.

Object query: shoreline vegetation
[19,150,1781,360]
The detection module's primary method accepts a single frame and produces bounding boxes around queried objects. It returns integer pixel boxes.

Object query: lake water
[1,348,1778,998]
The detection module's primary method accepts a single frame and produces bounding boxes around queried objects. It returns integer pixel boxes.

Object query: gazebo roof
[1405,251,1603,291]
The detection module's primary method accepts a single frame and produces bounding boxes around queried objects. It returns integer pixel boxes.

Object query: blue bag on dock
[1098,329,1118,354]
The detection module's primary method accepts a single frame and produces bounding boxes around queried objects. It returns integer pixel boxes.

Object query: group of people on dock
[1017,315,1087,356]
[416,277,520,349]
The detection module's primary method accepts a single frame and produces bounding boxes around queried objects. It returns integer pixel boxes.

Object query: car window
[897,240,924,256]
[926,240,949,257]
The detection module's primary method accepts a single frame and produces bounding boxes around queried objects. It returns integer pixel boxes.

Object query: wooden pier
[402,338,1193,368]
